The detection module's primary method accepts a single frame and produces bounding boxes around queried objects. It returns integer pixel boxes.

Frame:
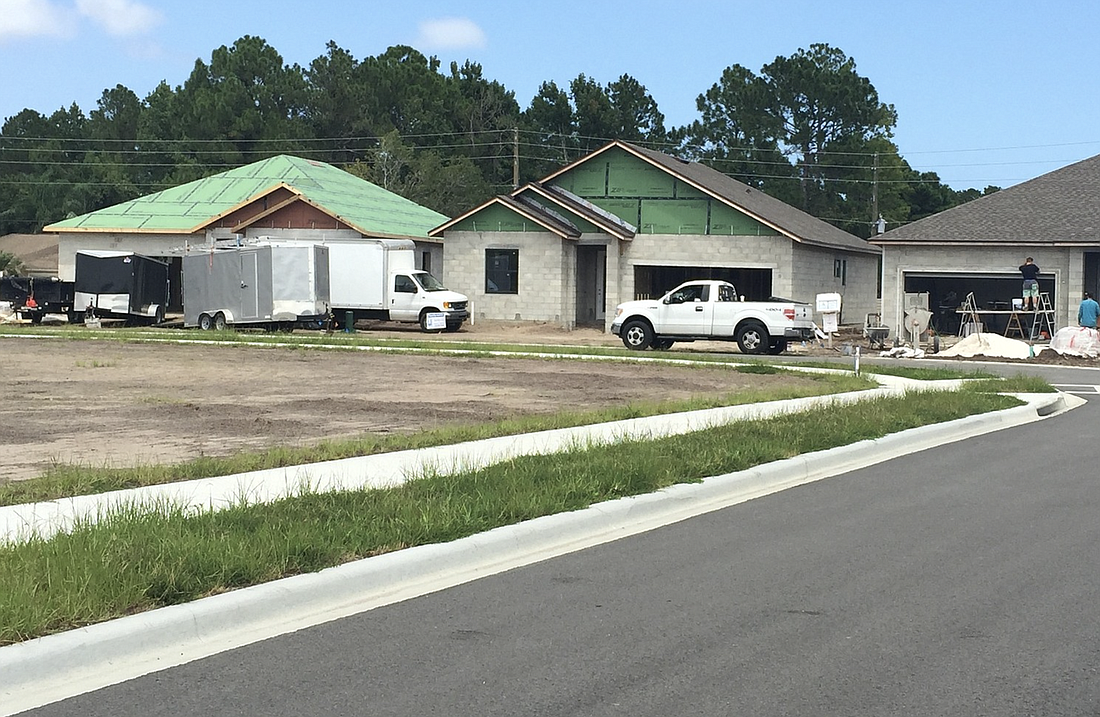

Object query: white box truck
[259,237,469,332]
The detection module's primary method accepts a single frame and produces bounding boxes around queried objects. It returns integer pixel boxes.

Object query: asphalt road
[24,362,1100,717]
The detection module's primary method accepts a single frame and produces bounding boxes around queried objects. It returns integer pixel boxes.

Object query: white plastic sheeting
[938,333,1037,360]
[1049,326,1100,358]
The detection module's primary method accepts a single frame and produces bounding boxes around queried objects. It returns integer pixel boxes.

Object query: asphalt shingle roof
[874,153,1100,244]
[44,155,447,239]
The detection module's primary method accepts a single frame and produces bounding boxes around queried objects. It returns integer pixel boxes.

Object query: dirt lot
[6,316,1092,482]
[0,322,827,482]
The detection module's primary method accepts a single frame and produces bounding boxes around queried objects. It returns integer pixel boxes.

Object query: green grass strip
[0,389,1019,645]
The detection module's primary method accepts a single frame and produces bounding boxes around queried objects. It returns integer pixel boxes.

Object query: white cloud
[0,0,75,40]
[414,17,487,51]
[75,0,162,36]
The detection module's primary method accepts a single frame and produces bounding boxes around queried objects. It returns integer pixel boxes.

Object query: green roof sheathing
[45,155,447,239]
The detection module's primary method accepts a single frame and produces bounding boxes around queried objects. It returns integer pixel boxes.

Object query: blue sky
[2,0,1099,191]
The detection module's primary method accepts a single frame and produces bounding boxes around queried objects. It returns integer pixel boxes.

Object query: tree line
[0,36,996,240]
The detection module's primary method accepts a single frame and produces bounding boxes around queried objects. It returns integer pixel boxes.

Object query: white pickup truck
[610,280,815,354]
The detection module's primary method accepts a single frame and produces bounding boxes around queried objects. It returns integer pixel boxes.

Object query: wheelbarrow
[864,313,890,349]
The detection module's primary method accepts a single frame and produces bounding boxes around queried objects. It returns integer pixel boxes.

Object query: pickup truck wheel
[735,321,769,355]
[198,313,214,331]
[767,338,788,355]
[621,320,654,350]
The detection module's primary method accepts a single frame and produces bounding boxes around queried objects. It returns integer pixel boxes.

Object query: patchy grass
[0,388,1022,645]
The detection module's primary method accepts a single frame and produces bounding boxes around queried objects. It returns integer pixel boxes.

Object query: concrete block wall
[881,245,1079,334]
[442,230,569,324]
[790,244,880,326]
[238,228,364,243]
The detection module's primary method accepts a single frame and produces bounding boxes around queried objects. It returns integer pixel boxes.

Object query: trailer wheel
[213,313,228,331]
[198,313,214,331]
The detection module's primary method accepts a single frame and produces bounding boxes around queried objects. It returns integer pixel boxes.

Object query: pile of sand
[938,333,1036,360]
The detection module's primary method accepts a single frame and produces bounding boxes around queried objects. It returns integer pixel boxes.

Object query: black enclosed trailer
[75,251,170,325]
[0,276,76,323]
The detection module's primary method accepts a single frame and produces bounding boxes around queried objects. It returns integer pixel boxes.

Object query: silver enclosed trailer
[182,243,329,331]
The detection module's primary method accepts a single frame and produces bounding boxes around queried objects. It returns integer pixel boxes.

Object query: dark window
[394,275,417,293]
[421,251,431,274]
[485,249,518,294]
[667,284,709,304]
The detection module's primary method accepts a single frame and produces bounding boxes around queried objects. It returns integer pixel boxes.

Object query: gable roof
[517,184,637,240]
[431,180,639,240]
[432,193,582,239]
[43,155,447,240]
[873,153,1100,246]
[539,141,878,255]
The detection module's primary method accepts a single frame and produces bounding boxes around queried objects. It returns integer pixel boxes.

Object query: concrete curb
[0,391,1079,716]
[0,383,942,545]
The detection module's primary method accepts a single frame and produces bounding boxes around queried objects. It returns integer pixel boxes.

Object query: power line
[6,127,1100,161]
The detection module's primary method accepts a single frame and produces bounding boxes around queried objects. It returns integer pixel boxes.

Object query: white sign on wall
[816,292,842,313]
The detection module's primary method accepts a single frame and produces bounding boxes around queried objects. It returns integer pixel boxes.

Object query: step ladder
[959,292,981,336]
[1004,311,1026,338]
[1029,292,1055,341]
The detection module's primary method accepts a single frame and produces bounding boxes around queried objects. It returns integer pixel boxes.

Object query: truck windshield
[414,272,448,291]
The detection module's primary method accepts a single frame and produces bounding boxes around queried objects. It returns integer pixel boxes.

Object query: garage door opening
[904,271,1054,336]
[633,266,772,301]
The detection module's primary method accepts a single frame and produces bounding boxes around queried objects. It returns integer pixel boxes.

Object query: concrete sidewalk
[0,387,1080,716]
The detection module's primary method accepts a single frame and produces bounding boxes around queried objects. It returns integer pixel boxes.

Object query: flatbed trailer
[0,276,76,323]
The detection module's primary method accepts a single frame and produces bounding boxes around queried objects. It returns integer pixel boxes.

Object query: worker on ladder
[1019,257,1040,311]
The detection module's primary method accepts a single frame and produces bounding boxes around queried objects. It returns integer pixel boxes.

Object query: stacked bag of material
[1049,326,1100,358]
